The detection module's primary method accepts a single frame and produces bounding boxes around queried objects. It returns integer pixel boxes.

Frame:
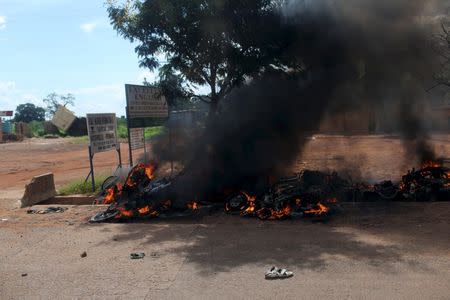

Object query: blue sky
[0,0,159,117]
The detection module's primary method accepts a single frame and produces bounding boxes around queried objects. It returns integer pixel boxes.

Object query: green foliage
[14,103,45,123]
[116,118,165,139]
[107,0,287,113]
[145,65,191,109]
[144,126,165,139]
[117,118,128,138]
[28,121,45,137]
[43,92,75,119]
[58,174,110,195]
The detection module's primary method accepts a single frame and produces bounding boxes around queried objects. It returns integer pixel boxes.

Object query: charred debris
[90,161,450,223]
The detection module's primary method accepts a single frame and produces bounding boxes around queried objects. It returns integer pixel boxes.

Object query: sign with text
[86,113,118,154]
[125,84,169,128]
[52,106,76,131]
[130,127,145,150]
[0,111,13,117]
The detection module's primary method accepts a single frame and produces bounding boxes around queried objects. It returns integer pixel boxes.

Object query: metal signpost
[85,113,122,192]
[125,84,169,166]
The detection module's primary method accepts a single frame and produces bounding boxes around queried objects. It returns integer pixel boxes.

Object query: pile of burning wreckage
[90,160,450,223]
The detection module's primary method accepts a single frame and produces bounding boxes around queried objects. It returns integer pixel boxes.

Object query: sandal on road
[265,266,278,279]
[265,266,294,279]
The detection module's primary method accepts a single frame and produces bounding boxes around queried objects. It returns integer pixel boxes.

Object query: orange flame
[242,191,256,214]
[125,163,157,187]
[422,160,442,168]
[257,205,292,220]
[304,202,329,216]
[104,187,115,204]
[187,201,199,210]
[137,205,159,217]
[138,206,151,215]
[116,208,134,218]
[145,164,156,180]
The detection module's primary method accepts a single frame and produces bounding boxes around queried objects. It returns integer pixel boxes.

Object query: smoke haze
[154,0,445,204]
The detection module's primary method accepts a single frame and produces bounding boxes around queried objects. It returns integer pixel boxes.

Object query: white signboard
[130,127,145,150]
[86,113,118,154]
[125,84,168,127]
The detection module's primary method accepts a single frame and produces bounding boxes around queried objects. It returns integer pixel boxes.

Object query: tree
[107,0,289,116]
[14,103,45,123]
[144,65,191,108]
[436,24,450,88]
[43,93,75,118]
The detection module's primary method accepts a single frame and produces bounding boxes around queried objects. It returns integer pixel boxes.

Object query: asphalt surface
[1,193,449,299]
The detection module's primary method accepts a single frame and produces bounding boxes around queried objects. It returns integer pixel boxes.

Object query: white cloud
[80,22,97,33]
[0,16,6,30]
[0,81,43,111]
[0,81,15,94]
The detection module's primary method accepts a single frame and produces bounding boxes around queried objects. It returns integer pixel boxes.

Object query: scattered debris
[89,210,119,222]
[399,163,450,201]
[27,207,67,214]
[130,252,145,259]
[80,251,87,258]
[265,266,294,280]
[90,160,450,222]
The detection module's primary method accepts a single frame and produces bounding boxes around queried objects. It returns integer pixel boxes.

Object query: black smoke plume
[154,0,444,205]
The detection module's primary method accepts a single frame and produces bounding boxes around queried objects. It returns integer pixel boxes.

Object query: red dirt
[0,138,136,190]
[0,135,449,192]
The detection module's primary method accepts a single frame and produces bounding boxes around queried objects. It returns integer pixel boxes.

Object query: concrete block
[39,195,95,205]
[21,173,57,207]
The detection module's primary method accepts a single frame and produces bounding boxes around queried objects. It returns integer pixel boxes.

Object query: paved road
[1,197,449,299]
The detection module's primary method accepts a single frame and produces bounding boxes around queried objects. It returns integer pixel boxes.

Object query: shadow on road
[90,202,450,277]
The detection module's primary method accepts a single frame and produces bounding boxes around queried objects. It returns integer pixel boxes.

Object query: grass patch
[58,173,111,195]
[67,135,89,144]
[145,126,165,139]
[117,118,128,138]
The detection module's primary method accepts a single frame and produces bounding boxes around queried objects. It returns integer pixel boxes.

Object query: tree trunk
[207,93,218,125]
[208,69,218,123]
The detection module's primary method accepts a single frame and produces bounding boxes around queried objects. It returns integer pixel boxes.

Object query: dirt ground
[0,137,129,191]
[1,135,449,299]
[1,134,449,191]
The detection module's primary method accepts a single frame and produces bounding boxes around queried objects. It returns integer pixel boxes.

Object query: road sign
[0,111,13,117]
[125,84,168,128]
[130,127,145,150]
[52,106,76,131]
[86,113,118,154]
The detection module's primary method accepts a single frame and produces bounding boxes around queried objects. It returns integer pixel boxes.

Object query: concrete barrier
[21,173,57,207]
